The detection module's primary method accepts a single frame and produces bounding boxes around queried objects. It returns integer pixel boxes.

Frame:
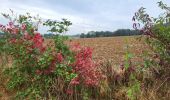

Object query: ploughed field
[67,36,148,65]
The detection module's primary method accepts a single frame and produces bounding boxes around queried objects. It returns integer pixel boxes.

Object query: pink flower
[24,32,32,40]
[56,52,63,63]
[8,22,13,27]
[32,33,45,53]
[70,45,104,87]
[21,24,27,31]
[70,43,81,52]
[12,28,19,34]
[70,77,80,85]
[40,46,46,53]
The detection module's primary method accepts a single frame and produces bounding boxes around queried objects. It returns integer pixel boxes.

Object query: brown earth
[67,36,149,66]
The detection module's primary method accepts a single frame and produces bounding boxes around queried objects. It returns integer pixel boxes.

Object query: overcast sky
[0,0,170,35]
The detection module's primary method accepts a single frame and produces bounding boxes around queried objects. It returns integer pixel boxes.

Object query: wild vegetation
[0,1,170,100]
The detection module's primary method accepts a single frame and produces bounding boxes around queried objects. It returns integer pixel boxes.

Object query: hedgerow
[0,11,104,99]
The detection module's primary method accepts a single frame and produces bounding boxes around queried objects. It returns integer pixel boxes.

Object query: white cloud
[1,0,170,35]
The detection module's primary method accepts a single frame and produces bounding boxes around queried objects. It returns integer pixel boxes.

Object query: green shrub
[0,10,103,99]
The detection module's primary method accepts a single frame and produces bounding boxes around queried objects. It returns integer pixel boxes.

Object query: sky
[0,0,170,35]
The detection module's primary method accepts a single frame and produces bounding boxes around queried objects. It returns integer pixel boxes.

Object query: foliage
[133,1,170,78]
[43,18,72,33]
[133,1,170,99]
[70,44,103,87]
[0,10,103,99]
[122,43,141,100]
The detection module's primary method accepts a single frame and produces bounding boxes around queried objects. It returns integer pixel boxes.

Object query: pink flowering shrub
[0,11,104,99]
[70,45,103,87]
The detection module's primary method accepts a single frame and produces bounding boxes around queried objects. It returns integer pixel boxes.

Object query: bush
[0,11,104,99]
[133,1,170,79]
[133,1,170,99]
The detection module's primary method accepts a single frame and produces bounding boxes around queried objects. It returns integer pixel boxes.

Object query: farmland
[67,36,149,65]
[0,1,170,98]
[0,36,149,99]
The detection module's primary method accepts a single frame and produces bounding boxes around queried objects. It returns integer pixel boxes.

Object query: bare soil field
[67,36,149,65]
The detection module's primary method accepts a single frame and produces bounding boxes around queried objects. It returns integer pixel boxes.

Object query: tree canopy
[80,29,141,38]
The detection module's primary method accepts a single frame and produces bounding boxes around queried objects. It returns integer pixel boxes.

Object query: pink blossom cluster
[0,22,46,53]
[70,44,103,87]
[32,33,46,53]
[0,22,19,34]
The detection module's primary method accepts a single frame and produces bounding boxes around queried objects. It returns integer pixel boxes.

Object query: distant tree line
[28,29,141,39]
[80,29,141,38]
